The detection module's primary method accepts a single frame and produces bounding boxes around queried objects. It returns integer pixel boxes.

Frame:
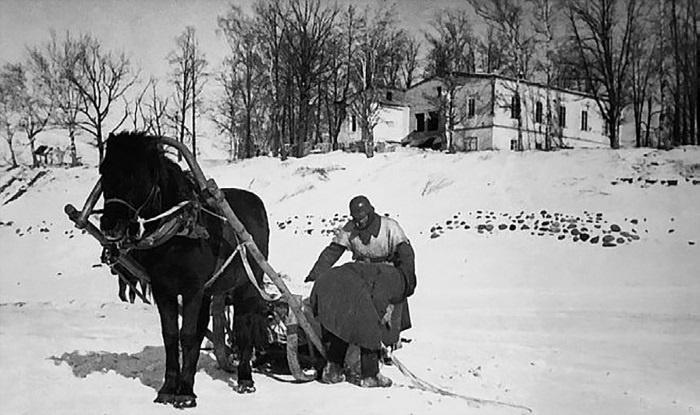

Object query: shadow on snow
[48,346,239,392]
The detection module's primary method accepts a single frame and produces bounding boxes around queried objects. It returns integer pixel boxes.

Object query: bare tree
[348,5,405,158]
[380,29,414,89]
[531,0,565,150]
[565,0,639,149]
[32,31,83,166]
[189,32,208,160]
[254,0,288,157]
[320,4,360,151]
[168,26,208,160]
[665,0,698,146]
[211,67,240,161]
[282,0,337,157]
[21,55,55,167]
[401,35,421,88]
[126,78,153,132]
[425,9,477,77]
[424,8,479,151]
[471,0,535,78]
[218,6,266,159]
[67,33,139,163]
[628,0,660,147]
[476,26,509,73]
[145,80,170,137]
[471,0,535,150]
[0,63,25,168]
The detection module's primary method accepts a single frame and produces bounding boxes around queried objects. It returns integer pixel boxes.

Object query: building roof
[408,72,599,100]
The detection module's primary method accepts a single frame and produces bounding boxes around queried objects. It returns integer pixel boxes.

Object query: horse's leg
[175,291,209,408]
[234,310,257,394]
[153,292,180,405]
[234,295,269,394]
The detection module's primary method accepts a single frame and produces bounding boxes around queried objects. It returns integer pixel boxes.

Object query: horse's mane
[103,132,198,206]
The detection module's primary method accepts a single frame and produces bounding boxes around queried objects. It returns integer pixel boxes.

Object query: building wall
[374,105,410,143]
[449,77,495,151]
[452,127,493,151]
[493,78,609,149]
[338,111,360,145]
[404,79,446,145]
[337,105,410,147]
[453,77,494,131]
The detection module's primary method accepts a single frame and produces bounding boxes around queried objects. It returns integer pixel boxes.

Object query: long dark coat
[308,215,416,351]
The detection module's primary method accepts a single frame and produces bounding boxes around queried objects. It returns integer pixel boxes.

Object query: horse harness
[102,184,279,302]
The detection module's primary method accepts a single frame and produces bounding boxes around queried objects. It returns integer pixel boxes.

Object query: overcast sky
[0,0,467,80]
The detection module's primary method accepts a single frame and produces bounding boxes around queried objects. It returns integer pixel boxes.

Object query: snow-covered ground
[1,141,699,415]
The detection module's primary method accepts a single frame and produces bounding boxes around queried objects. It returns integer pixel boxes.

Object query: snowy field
[0,141,699,415]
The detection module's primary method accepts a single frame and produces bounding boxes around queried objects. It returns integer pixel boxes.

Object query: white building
[336,90,411,150]
[337,73,611,152]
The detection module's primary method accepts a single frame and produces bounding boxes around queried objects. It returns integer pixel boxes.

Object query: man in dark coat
[306,195,417,388]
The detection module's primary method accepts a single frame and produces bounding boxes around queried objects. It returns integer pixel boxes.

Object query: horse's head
[99,132,163,244]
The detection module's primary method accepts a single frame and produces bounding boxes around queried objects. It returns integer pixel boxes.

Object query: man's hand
[381,304,394,328]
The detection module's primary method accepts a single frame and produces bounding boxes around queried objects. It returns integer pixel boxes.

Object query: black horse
[99,132,270,407]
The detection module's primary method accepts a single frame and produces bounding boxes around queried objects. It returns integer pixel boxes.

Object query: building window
[437,86,442,96]
[581,110,588,131]
[511,94,521,119]
[558,105,566,128]
[510,139,520,151]
[465,137,478,151]
[468,98,476,118]
[351,115,357,132]
[386,91,393,101]
[427,111,439,131]
[535,101,543,123]
[415,113,425,132]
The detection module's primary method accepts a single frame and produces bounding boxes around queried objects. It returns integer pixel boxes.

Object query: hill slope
[0,147,699,415]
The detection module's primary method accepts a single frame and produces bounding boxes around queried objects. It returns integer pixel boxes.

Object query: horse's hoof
[154,393,176,405]
[235,380,256,394]
[173,395,197,408]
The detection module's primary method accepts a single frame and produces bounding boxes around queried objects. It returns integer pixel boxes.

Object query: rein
[104,184,162,239]
[135,200,192,239]
[197,206,279,301]
[203,236,281,302]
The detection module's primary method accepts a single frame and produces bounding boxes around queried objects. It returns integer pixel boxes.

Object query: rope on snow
[387,347,533,414]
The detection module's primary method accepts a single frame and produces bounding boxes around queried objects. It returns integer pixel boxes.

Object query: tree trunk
[296,88,310,158]
[446,92,454,152]
[634,104,642,148]
[69,125,80,166]
[245,105,252,158]
[4,128,18,168]
[97,128,104,165]
[608,108,621,150]
[545,73,552,151]
[178,109,186,162]
[362,123,374,158]
[29,136,38,168]
[644,96,653,147]
[191,64,197,162]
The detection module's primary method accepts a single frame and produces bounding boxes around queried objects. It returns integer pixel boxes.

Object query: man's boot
[360,372,392,388]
